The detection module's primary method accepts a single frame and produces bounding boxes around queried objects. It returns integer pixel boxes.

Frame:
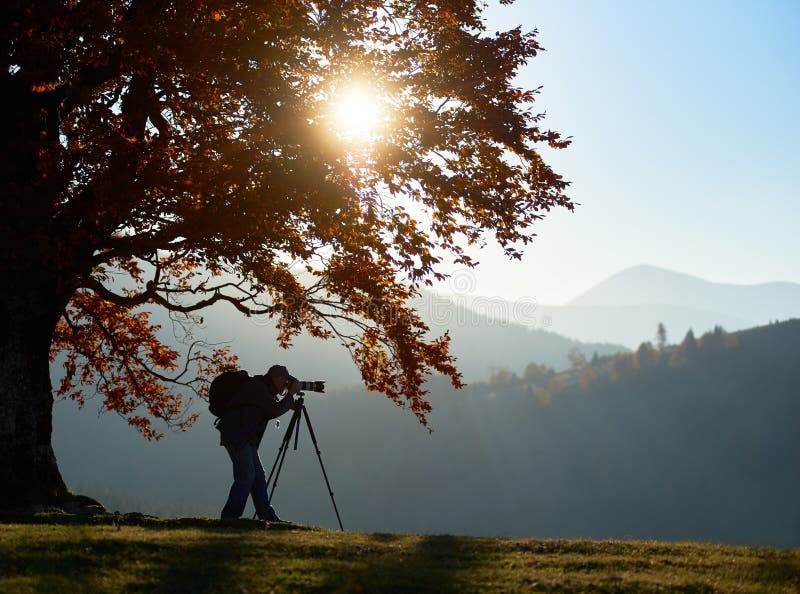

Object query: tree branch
[79,275,281,316]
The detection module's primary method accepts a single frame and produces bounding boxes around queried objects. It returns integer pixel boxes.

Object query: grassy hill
[1,516,798,593]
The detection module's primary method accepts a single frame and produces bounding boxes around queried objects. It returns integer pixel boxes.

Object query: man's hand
[287,380,301,396]
[290,396,304,411]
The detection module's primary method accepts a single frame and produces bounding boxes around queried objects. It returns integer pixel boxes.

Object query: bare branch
[79,276,281,316]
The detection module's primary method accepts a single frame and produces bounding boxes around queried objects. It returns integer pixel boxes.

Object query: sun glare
[333,88,382,139]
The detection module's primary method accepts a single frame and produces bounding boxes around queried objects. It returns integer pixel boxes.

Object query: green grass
[1,515,798,593]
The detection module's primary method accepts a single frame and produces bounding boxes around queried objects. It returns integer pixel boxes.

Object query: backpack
[208,370,250,418]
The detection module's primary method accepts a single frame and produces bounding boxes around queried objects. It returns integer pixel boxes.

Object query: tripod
[264,397,344,531]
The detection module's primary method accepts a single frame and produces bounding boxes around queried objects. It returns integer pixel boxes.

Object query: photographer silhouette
[217,365,317,521]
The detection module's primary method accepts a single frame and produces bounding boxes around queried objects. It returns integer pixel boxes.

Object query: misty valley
[54,317,800,548]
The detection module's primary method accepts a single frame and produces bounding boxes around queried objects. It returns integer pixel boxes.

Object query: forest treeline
[484,321,790,402]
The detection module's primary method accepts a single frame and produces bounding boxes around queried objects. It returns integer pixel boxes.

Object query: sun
[332,87,382,139]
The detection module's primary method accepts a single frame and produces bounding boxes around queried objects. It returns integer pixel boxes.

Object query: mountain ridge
[570,264,799,305]
[568,264,800,318]
[444,264,800,347]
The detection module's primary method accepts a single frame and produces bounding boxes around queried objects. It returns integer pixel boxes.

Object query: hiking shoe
[259,506,282,522]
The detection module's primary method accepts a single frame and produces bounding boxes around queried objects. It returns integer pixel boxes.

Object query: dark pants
[220,443,278,520]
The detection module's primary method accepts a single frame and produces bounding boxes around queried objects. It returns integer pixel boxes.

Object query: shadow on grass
[0,535,256,593]
[316,534,494,593]
[122,538,249,593]
[6,517,797,592]
[1,518,493,593]
[753,550,800,589]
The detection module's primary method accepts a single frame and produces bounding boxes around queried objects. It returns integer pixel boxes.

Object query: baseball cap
[267,364,296,382]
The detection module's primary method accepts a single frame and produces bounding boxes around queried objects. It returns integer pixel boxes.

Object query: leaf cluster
[3,1,572,431]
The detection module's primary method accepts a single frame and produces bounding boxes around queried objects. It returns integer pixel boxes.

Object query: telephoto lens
[297,380,325,393]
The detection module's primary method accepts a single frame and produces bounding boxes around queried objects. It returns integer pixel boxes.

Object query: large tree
[0,0,571,507]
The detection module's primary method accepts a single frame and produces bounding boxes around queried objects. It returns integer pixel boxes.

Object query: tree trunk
[0,276,69,508]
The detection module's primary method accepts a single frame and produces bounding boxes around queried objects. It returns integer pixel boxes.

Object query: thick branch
[80,276,281,316]
[92,235,190,267]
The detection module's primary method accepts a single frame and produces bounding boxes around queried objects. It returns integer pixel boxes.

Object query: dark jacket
[217,375,293,447]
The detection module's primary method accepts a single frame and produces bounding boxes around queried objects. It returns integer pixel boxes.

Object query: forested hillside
[445,319,800,546]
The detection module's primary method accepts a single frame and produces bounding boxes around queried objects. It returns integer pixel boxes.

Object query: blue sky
[434,0,800,305]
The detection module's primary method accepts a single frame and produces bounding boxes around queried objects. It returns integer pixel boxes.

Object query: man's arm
[268,393,292,418]
[266,380,301,419]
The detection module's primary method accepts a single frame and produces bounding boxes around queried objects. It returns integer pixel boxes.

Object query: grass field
[1,515,798,593]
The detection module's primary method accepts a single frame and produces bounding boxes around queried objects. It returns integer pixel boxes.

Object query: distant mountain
[452,265,800,348]
[570,264,800,320]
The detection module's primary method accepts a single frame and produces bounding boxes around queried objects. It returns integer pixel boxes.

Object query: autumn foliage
[3,1,572,441]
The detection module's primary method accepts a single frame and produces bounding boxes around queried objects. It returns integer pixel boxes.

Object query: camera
[294,380,325,393]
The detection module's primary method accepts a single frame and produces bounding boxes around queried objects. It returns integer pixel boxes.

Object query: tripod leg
[301,406,344,531]
[267,408,300,502]
[293,413,301,450]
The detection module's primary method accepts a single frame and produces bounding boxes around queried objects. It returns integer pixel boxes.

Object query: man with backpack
[215,364,303,521]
